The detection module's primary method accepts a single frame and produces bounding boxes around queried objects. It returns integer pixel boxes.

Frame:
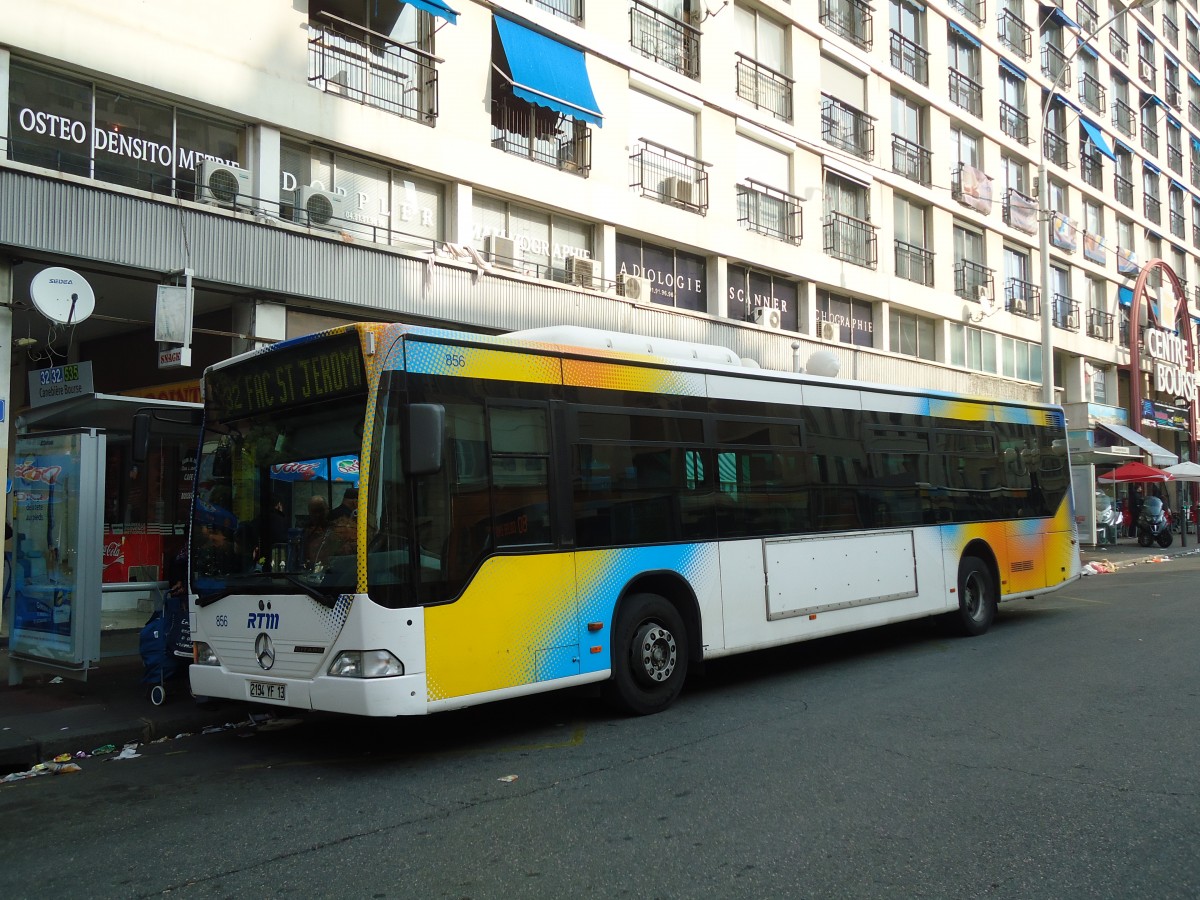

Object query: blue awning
[1115,138,1134,155]
[1077,41,1098,59]
[1080,118,1116,161]
[1119,286,1134,307]
[1145,160,1162,174]
[1051,91,1082,113]
[1146,95,1168,110]
[1170,178,1188,193]
[1192,136,1200,152]
[1138,26,1156,44]
[406,0,459,24]
[1043,5,1080,30]
[1167,114,1182,129]
[1190,72,1200,88]
[493,17,603,127]
[999,59,1027,80]
[948,22,981,47]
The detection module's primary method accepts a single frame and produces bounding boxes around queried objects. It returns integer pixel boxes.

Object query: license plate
[249,680,287,702]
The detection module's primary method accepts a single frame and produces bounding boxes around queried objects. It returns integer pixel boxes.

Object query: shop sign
[1145,327,1197,403]
[158,347,192,369]
[28,362,94,407]
[1141,399,1190,431]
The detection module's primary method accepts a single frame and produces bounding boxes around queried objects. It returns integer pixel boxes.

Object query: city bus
[185,322,1079,716]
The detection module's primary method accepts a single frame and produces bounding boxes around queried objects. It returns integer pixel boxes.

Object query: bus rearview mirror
[131,411,152,465]
[406,403,445,475]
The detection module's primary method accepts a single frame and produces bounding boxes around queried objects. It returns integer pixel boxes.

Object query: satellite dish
[806,349,841,378]
[30,266,96,325]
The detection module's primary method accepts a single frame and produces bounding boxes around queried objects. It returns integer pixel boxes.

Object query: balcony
[735,54,793,122]
[1169,143,1183,174]
[1191,101,1200,130]
[1044,129,1070,167]
[1003,188,1038,234]
[1171,208,1186,239]
[1080,152,1103,189]
[954,259,994,302]
[1189,39,1200,69]
[1000,101,1030,144]
[308,15,439,125]
[629,139,709,214]
[823,210,878,268]
[630,0,700,80]
[527,0,583,25]
[1114,172,1134,206]
[821,95,875,160]
[1112,98,1137,137]
[891,135,932,186]
[820,0,874,50]
[1193,159,1200,189]
[1087,308,1114,341]
[1042,44,1070,84]
[1141,126,1159,157]
[737,180,802,244]
[1110,29,1129,64]
[948,0,985,27]
[948,70,983,117]
[998,9,1032,59]
[1077,0,1098,34]
[1051,295,1080,331]
[1005,279,1041,319]
[1144,192,1162,224]
[889,30,929,84]
[492,94,591,176]
[1138,56,1157,89]
[895,241,934,286]
[1080,73,1106,114]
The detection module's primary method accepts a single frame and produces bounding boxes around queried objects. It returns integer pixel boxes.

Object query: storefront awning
[405,0,459,25]
[493,17,603,127]
[1080,118,1116,161]
[1097,422,1180,467]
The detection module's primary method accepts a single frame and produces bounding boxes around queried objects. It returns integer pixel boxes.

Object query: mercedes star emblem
[255,632,276,671]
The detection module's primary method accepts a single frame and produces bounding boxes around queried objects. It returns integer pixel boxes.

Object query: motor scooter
[1137,496,1173,548]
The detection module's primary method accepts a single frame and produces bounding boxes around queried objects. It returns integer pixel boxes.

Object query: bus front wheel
[604,592,689,716]
[951,556,996,637]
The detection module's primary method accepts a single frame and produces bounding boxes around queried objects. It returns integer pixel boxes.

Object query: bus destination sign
[206,330,366,420]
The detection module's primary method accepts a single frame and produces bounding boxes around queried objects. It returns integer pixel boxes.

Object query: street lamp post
[1039,0,1158,405]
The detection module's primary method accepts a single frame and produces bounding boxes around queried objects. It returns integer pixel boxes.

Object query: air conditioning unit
[197,160,252,207]
[619,273,653,301]
[818,320,839,341]
[566,256,599,289]
[753,307,783,329]
[486,234,519,268]
[1012,297,1028,315]
[1139,59,1155,83]
[1067,311,1080,329]
[297,186,349,229]
[660,176,695,207]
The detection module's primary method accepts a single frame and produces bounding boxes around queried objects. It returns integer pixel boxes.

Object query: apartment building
[0,0,1196,465]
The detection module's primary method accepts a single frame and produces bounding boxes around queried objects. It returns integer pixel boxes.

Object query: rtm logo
[247,612,280,629]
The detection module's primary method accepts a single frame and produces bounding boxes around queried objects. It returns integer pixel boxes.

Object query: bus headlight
[328,650,404,678]
[194,642,220,666]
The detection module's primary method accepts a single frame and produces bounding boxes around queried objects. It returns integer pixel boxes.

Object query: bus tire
[952,556,996,637]
[603,592,689,716]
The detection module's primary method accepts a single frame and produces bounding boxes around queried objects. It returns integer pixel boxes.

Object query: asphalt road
[2,558,1197,900]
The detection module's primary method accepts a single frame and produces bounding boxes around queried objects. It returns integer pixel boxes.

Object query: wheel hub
[634,622,677,683]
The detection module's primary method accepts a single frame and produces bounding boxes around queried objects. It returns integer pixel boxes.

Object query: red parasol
[1097,461,1175,483]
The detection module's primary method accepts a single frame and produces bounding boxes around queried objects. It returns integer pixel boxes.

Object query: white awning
[1096,422,1179,467]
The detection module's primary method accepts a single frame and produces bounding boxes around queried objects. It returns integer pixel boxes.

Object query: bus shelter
[7,393,200,684]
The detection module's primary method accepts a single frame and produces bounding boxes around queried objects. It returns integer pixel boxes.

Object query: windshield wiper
[195,572,339,608]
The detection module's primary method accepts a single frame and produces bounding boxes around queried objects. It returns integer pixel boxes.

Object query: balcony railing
[1171,208,1186,238]
[1138,55,1157,89]
[1080,73,1106,114]
[1077,1,1098,34]
[735,54,793,122]
[1167,81,1183,110]
[1142,126,1159,156]
[1193,159,1200,189]
[895,240,934,286]
[998,9,1031,59]
[737,179,802,244]
[629,138,709,214]
[1164,16,1179,48]
[1005,279,1041,319]
[1191,101,1200,130]
[948,0,985,27]
[1112,98,1137,136]
[891,135,932,186]
[308,15,440,125]
[1042,43,1070,83]
[1000,100,1030,143]
[1114,172,1134,206]
[630,0,700,80]
[527,0,583,25]
[821,95,875,160]
[1144,192,1162,224]
[1003,188,1038,234]
[824,210,878,268]
[492,93,592,176]
[1052,295,1080,331]
[1044,129,1070,167]
[1087,307,1114,341]
[1169,143,1184,173]
[1081,152,1103,189]
[1110,29,1129,64]
[889,30,929,84]
[1189,39,1200,69]
[954,259,994,302]
[948,70,983,117]
[820,0,873,50]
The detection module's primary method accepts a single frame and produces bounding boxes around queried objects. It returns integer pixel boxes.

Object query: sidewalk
[1079,532,1200,565]
[0,643,260,776]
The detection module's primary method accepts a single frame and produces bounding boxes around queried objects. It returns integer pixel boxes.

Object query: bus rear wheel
[951,556,996,637]
[604,592,689,716]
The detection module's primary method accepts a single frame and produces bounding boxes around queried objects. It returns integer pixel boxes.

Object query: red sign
[102,532,165,583]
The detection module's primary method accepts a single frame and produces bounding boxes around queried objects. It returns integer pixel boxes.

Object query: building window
[628,91,708,214]
[820,0,874,50]
[999,68,1029,143]
[823,172,877,268]
[889,309,936,360]
[735,136,800,243]
[891,92,930,185]
[736,6,792,121]
[631,0,701,79]
[1004,246,1039,318]
[727,265,800,332]
[953,223,992,302]
[894,194,933,286]
[472,193,595,282]
[615,234,707,310]
[948,32,982,116]
[998,0,1032,60]
[889,0,929,83]
[949,323,998,373]
[821,57,875,159]
[817,290,875,346]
